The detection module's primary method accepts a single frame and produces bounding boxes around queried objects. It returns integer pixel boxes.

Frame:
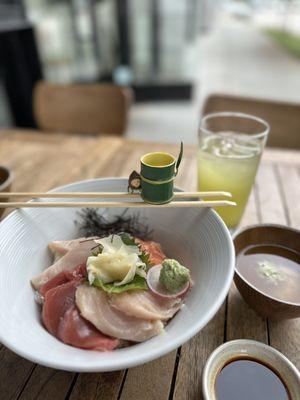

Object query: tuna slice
[42,279,118,350]
[58,305,118,351]
[136,239,166,266]
[43,280,79,335]
[109,290,182,320]
[76,285,164,342]
[39,264,86,297]
[48,237,97,257]
[31,240,96,290]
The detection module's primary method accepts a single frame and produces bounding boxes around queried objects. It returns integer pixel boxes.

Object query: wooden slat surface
[0,129,299,400]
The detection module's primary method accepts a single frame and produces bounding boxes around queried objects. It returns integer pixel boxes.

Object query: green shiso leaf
[92,275,148,294]
[120,232,151,268]
[120,232,136,246]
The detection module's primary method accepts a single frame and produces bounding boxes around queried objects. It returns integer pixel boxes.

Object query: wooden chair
[202,94,300,149]
[34,82,133,136]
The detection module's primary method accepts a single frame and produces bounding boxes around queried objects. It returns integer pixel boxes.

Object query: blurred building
[0,0,215,129]
[1,0,300,144]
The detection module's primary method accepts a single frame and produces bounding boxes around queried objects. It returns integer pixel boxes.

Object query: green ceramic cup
[140,144,183,204]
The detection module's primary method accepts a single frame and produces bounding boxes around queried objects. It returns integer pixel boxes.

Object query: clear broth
[215,358,290,400]
[236,244,300,303]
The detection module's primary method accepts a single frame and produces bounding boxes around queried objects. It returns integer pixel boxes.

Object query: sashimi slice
[76,285,164,342]
[49,237,97,257]
[39,272,70,298]
[58,305,119,351]
[43,280,79,335]
[136,239,166,266]
[31,240,95,290]
[109,290,182,320]
[42,278,119,350]
[39,264,86,297]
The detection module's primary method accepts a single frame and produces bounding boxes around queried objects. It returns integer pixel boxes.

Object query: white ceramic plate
[0,178,234,372]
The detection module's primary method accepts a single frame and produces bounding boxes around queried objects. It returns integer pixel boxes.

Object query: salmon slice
[109,290,182,320]
[76,285,164,342]
[42,278,119,350]
[31,240,95,290]
[136,239,166,266]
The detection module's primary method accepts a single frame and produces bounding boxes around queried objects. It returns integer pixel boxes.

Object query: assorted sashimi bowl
[31,230,193,351]
[0,178,235,372]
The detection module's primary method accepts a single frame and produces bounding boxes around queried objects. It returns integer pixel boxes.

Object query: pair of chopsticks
[0,191,236,208]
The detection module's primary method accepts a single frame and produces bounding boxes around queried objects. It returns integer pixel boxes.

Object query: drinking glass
[198,112,269,229]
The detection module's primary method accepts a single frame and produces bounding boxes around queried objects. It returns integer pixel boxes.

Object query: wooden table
[0,130,300,400]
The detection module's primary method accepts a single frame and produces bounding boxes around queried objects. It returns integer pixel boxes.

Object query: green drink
[198,113,269,229]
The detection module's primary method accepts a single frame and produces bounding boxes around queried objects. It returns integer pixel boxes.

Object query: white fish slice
[48,237,97,257]
[31,240,95,289]
[109,290,182,320]
[76,285,164,342]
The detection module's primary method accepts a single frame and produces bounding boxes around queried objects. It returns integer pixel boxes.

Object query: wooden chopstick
[0,200,236,209]
[0,191,232,199]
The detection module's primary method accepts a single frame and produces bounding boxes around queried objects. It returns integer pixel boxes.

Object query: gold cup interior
[141,152,175,168]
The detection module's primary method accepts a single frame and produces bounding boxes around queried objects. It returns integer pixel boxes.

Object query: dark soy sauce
[236,244,300,303]
[215,358,290,400]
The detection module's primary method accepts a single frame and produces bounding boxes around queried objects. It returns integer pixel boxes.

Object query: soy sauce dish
[202,340,300,400]
[233,224,300,319]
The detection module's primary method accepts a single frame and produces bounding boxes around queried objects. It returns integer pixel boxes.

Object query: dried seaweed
[75,208,152,240]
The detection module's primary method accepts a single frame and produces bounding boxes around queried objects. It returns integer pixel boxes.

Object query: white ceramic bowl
[202,339,300,400]
[0,178,234,372]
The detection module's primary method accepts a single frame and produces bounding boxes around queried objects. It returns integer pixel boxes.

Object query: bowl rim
[202,339,300,400]
[232,223,300,307]
[0,165,14,191]
[0,177,235,372]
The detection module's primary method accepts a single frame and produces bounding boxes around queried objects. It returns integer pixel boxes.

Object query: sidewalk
[126,15,300,144]
[199,16,300,105]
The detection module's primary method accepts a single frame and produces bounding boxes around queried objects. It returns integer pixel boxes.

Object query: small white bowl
[202,339,300,400]
[0,178,234,372]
